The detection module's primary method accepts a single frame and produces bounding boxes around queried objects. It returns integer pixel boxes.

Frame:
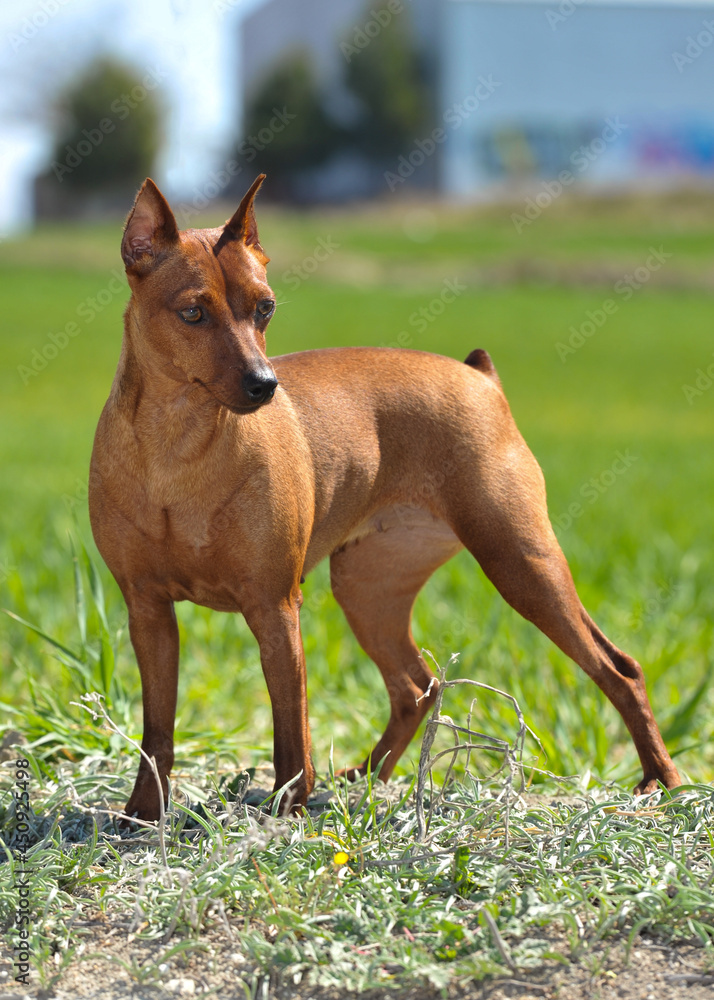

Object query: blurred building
[239,0,714,200]
[440,0,714,197]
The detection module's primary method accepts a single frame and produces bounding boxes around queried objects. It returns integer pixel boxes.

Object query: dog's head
[121,175,278,412]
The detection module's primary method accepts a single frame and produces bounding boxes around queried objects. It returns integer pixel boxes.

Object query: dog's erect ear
[221,174,269,265]
[121,179,180,271]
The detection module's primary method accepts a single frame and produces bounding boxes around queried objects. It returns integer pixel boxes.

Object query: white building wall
[440,0,714,196]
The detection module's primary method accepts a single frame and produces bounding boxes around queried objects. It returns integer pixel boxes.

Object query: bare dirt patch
[1,923,712,1000]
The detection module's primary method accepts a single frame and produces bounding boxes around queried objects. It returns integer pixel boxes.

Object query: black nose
[242,368,278,404]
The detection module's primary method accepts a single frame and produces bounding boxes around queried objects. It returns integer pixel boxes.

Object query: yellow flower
[333,851,349,867]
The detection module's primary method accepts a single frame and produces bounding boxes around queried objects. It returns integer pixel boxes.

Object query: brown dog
[88,175,681,820]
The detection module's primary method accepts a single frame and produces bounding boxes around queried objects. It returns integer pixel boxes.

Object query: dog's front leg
[243,594,315,812]
[123,595,179,823]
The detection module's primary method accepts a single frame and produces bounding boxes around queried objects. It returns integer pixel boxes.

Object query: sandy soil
[1,922,711,1000]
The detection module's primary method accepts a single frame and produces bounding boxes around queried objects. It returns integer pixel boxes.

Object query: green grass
[0,192,713,992]
[1,195,712,787]
[1,606,712,993]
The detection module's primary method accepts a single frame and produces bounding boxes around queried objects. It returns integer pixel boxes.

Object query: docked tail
[464,348,501,389]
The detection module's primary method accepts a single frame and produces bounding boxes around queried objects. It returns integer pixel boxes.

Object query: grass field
[1,190,713,994]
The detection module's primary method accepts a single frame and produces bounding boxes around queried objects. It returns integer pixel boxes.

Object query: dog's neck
[113,309,233,464]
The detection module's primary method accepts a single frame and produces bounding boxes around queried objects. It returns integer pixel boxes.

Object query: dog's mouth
[192,377,276,414]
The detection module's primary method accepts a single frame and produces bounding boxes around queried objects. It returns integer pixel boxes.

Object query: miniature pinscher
[89,175,681,820]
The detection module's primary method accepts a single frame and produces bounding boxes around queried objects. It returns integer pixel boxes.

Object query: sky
[0,0,265,232]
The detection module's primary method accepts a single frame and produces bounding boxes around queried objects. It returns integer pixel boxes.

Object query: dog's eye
[179,306,203,323]
[256,299,275,319]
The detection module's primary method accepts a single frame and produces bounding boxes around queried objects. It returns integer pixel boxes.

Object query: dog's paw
[120,789,165,826]
[633,768,682,795]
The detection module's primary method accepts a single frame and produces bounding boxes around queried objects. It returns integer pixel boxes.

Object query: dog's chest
[140,505,249,612]
[105,474,256,611]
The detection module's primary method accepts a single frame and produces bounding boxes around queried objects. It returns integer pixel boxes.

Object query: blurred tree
[234,8,433,202]
[239,53,342,195]
[343,5,432,166]
[49,58,162,195]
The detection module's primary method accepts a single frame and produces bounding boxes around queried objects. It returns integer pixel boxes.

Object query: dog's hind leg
[329,507,463,781]
[446,440,681,793]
